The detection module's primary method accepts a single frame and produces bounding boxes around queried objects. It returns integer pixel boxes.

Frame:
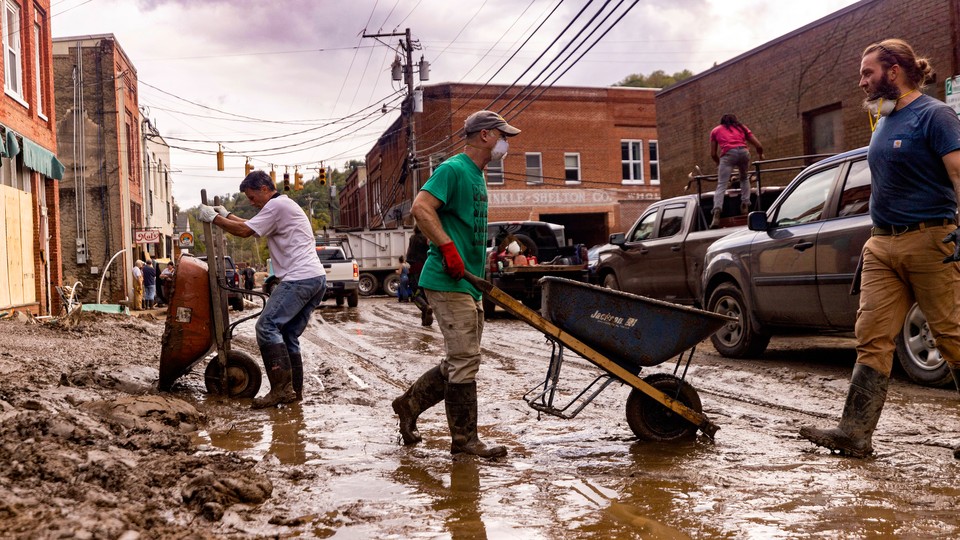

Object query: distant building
[339,83,660,246]
[0,0,64,316]
[53,34,143,305]
[655,0,960,198]
[141,114,175,259]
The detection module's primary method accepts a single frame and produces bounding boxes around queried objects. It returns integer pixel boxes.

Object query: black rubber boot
[799,364,889,458]
[392,366,446,445]
[413,292,433,326]
[444,382,507,458]
[252,343,297,409]
[289,352,303,401]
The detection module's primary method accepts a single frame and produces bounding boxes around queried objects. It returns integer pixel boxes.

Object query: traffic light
[244,159,254,177]
[216,144,224,171]
[283,166,290,191]
[319,164,327,186]
[294,167,304,190]
[269,165,276,186]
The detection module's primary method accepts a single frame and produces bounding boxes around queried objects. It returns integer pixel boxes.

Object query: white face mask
[490,138,509,161]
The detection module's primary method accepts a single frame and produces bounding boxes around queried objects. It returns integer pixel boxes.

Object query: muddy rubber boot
[799,364,888,458]
[445,382,507,458]
[289,352,303,401]
[710,208,721,229]
[392,366,446,445]
[252,343,297,409]
[413,293,433,326]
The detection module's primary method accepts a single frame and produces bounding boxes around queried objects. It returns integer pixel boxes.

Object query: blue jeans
[714,147,751,209]
[256,276,326,354]
[144,284,156,301]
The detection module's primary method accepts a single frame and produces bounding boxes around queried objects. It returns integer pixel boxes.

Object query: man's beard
[862,70,900,111]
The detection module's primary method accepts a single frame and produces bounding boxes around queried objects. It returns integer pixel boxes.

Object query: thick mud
[1,298,959,538]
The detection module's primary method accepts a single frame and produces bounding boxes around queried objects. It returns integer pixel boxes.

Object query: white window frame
[3,0,26,106]
[486,157,503,185]
[621,140,644,184]
[33,11,44,119]
[564,152,581,184]
[525,152,542,184]
[648,140,659,185]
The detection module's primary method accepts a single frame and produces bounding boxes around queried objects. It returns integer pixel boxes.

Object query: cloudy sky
[50,0,860,208]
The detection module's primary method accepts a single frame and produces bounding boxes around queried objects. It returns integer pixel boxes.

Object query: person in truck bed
[198,170,326,409]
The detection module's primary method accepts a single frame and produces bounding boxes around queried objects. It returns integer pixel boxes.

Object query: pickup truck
[483,221,589,315]
[596,188,783,306]
[701,147,949,387]
[262,240,360,307]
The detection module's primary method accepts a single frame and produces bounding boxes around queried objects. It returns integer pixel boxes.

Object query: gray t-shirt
[245,195,325,281]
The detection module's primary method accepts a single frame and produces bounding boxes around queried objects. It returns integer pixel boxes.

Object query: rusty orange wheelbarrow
[157,190,267,398]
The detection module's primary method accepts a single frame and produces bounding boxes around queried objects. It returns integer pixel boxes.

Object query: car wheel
[383,274,401,297]
[347,288,360,308]
[602,273,619,291]
[626,373,701,441]
[707,282,770,358]
[358,273,378,296]
[895,303,954,387]
[204,350,262,399]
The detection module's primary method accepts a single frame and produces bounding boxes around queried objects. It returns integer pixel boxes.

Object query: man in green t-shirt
[392,110,520,458]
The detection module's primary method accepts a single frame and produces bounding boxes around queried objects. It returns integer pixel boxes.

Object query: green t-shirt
[418,153,488,300]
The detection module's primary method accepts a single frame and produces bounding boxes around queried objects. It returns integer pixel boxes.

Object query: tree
[614,69,695,89]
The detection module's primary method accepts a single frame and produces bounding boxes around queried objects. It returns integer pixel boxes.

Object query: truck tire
[358,273,378,296]
[347,288,360,308]
[383,274,401,297]
[602,273,619,291]
[895,303,954,387]
[335,294,344,307]
[707,282,770,358]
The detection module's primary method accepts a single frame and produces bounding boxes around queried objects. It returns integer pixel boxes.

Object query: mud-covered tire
[626,373,702,441]
[347,288,360,308]
[707,282,770,358]
[895,303,954,387]
[602,273,619,291]
[204,350,262,399]
[383,274,401,297]
[358,273,378,296]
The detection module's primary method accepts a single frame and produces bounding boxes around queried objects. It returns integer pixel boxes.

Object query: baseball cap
[464,110,521,137]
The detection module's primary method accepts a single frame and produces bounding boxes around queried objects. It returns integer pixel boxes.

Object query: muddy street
[3,297,960,538]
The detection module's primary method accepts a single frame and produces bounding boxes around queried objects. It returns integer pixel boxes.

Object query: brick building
[656,0,960,198]
[339,83,661,246]
[53,34,143,305]
[1,0,64,316]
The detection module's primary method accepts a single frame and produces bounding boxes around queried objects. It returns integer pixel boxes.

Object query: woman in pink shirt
[709,114,764,228]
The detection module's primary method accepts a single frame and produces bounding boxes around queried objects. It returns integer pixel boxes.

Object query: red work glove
[438,242,465,280]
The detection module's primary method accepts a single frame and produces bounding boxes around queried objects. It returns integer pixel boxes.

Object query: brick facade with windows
[53,35,142,305]
[340,83,660,247]
[1,0,62,316]
[656,0,960,198]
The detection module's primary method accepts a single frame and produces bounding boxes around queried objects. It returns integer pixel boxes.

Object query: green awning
[21,137,64,180]
[2,129,17,158]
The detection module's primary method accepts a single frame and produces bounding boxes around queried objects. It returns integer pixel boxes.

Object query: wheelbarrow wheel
[625,373,702,441]
[204,350,262,399]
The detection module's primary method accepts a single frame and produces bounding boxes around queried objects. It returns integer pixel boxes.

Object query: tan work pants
[425,289,484,384]
[855,224,960,375]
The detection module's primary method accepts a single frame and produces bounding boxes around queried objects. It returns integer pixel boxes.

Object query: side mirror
[747,211,769,231]
[610,232,626,247]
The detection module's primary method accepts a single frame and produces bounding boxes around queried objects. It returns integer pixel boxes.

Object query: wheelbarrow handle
[462,271,492,294]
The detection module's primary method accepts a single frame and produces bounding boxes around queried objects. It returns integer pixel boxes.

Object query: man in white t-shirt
[198,171,326,408]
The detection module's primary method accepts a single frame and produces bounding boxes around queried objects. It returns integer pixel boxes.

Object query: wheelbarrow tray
[540,277,732,372]
[158,255,214,390]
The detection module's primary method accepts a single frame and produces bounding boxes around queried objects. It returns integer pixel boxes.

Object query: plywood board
[0,186,8,309]
[20,191,35,304]
[5,188,23,306]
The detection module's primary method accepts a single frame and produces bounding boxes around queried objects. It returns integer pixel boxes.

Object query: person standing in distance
[800,39,960,459]
[392,110,520,458]
[198,171,327,408]
[709,114,764,228]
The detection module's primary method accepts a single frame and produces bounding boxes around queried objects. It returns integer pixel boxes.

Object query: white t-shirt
[245,195,325,281]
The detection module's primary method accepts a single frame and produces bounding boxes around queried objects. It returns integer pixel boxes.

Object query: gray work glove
[212,205,231,218]
[942,229,960,263]
[198,204,218,223]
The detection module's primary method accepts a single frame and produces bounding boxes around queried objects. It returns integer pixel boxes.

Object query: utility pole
[362,28,429,225]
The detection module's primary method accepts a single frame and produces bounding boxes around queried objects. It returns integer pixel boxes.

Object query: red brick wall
[656,0,960,198]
